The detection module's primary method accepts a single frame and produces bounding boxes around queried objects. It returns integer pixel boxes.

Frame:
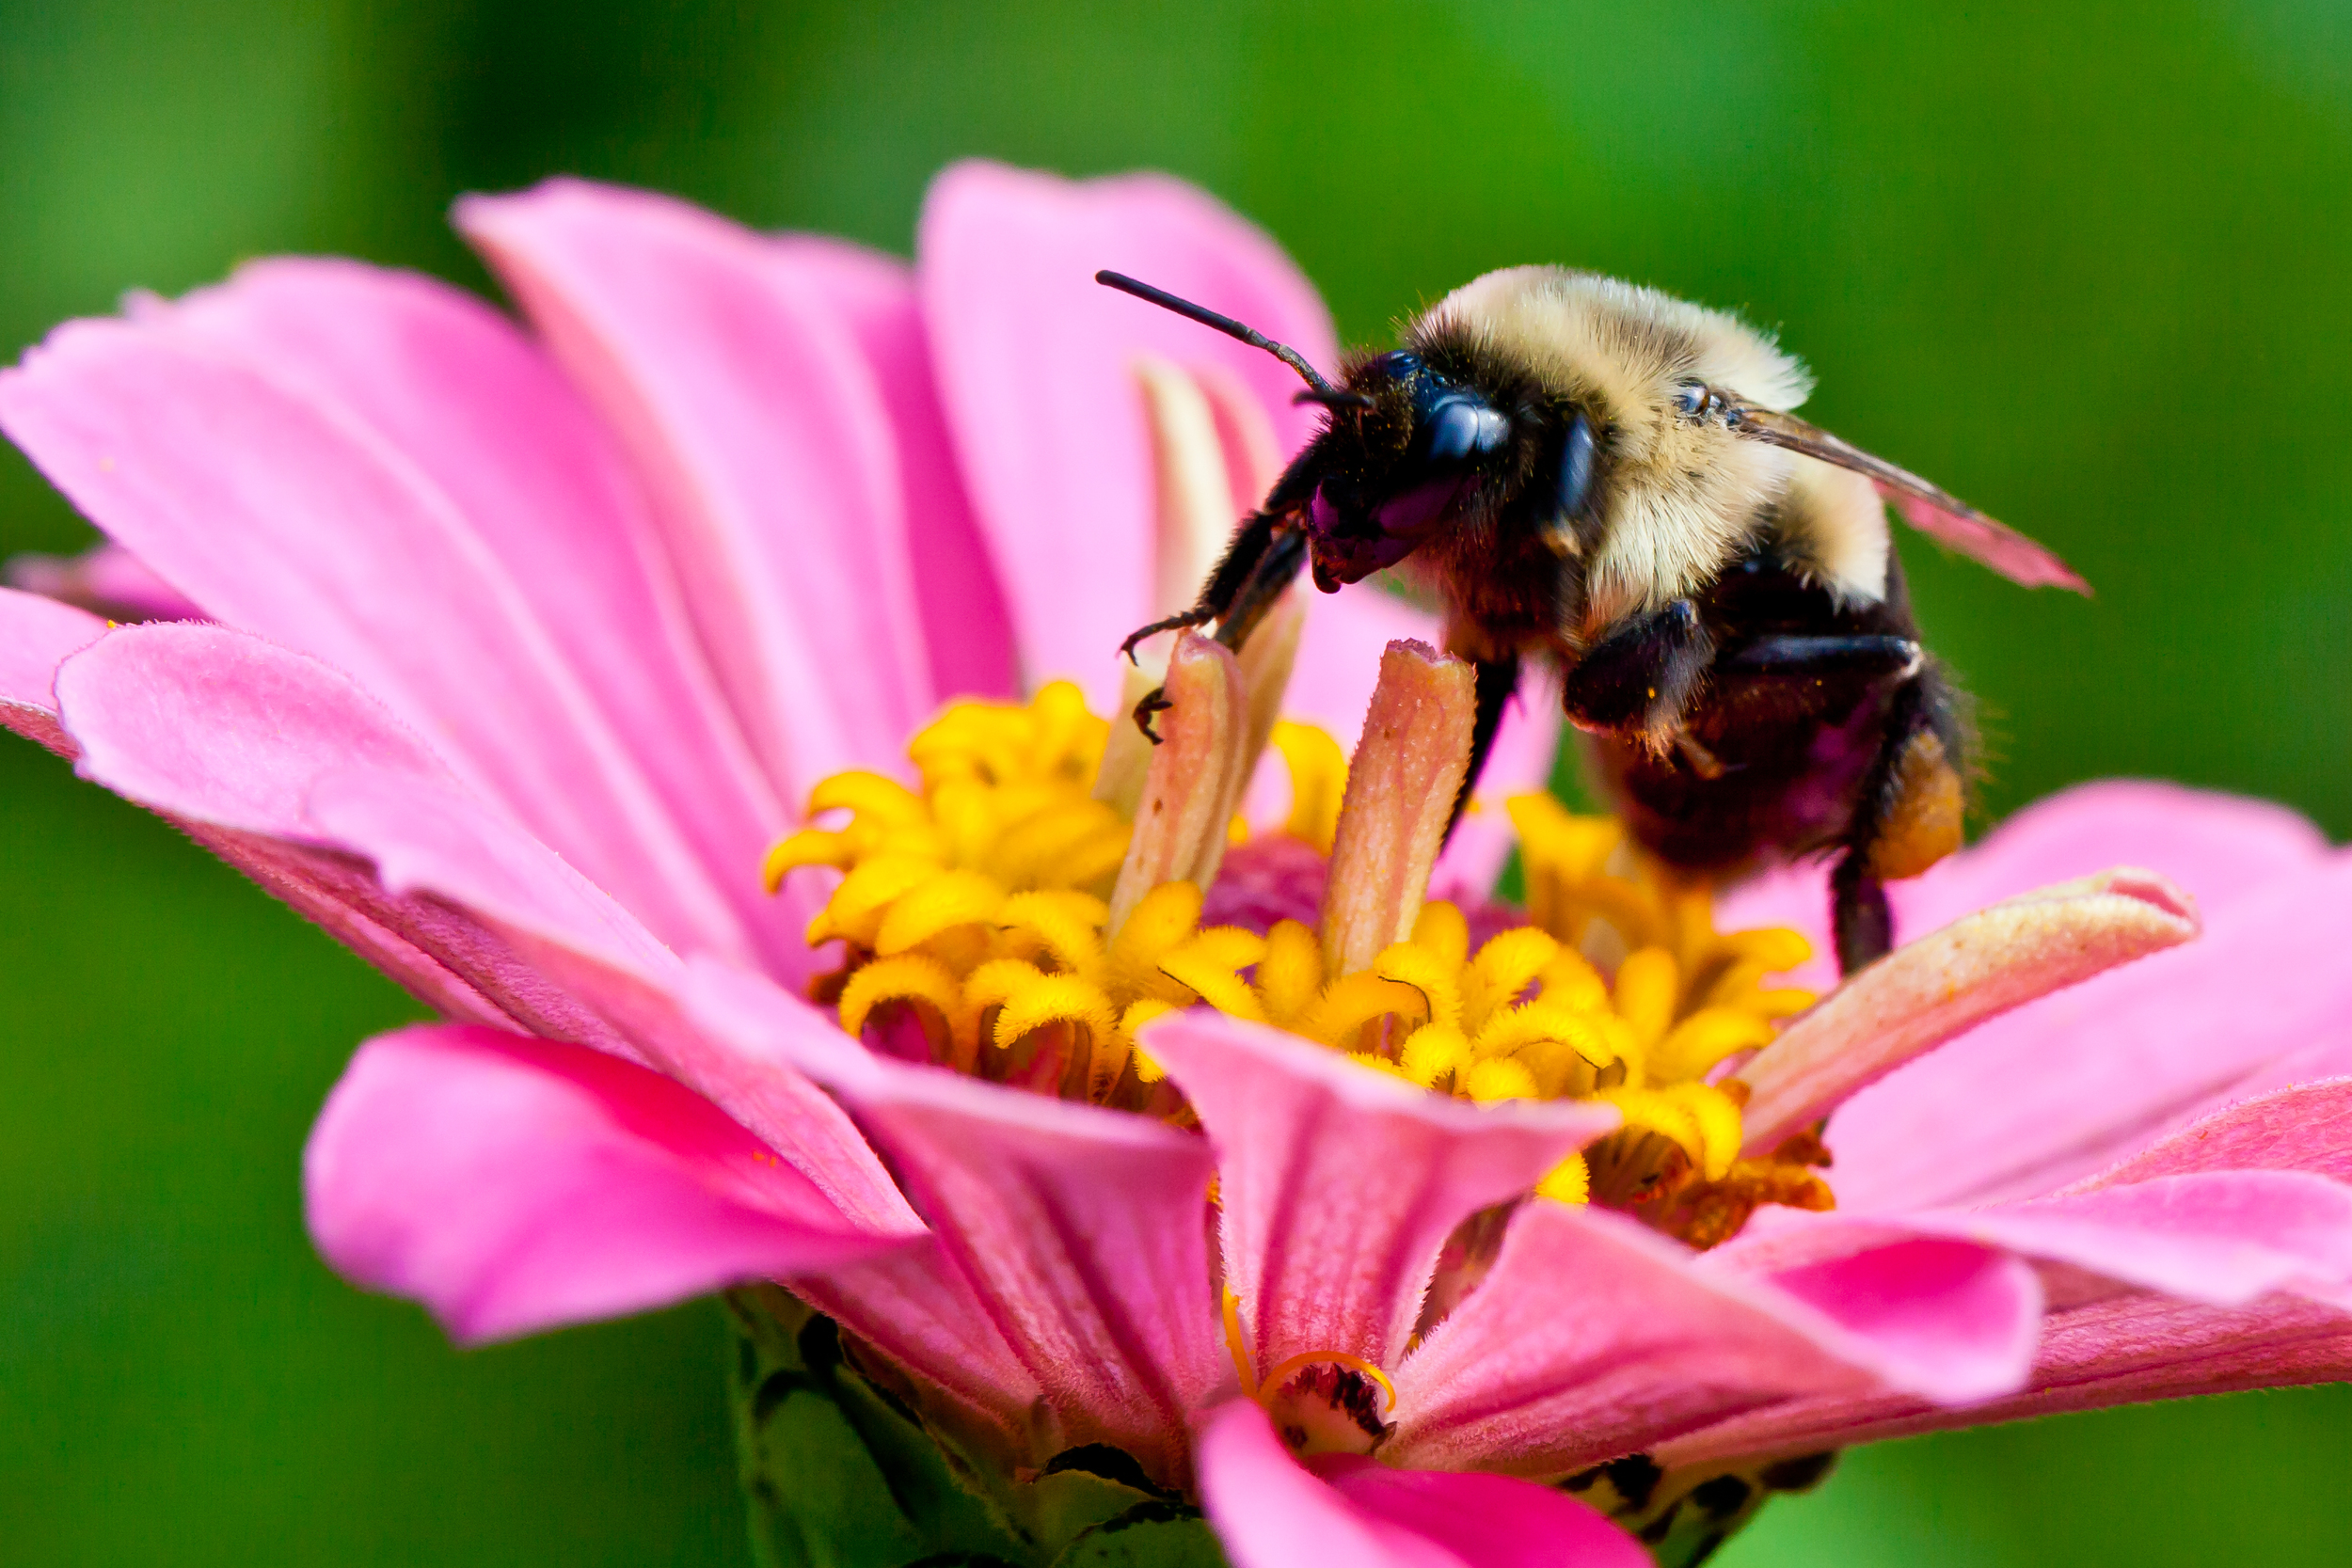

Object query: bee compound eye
[1422,397,1512,466]
[1557,412,1597,517]
[1673,384,1708,418]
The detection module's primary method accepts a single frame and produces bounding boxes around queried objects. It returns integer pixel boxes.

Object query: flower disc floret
[771,683,1829,1245]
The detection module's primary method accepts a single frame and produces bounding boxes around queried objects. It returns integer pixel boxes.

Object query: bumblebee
[1100,266,2087,974]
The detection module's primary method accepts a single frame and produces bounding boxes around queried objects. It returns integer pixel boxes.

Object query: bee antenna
[1095,270,1371,409]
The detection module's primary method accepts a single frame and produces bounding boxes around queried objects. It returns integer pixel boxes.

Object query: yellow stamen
[1160,927,1270,1021]
[996,889,1110,976]
[836,955,976,1064]
[1222,1285,1258,1398]
[1613,947,1680,1051]
[1375,939,1464,1034]
[1256,919,1325,1027]
[1462,926,1559,1030]
[1472,1000,1617,1070]
[1651,1007,1779,1085]
[1462,1056,1541,1102]
[990,974,1119,1053]
[763,828,853,892]
[1410,900,1470,970]
[1399,1022,1471,1089]
[1295,970,1427,1047]
[1536,1152,1592,1205]
[771,683,1829,1247]
[1270,720,1348,854]
[875,868,1007,956]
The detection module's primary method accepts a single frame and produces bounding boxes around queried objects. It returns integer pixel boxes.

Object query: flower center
[767,674,1833,1249]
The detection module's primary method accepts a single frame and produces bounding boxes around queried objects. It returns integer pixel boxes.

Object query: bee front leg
[1121,510,1306,741]
[1119,508,1289,665]
[1559,598,1715,747]
[1445,655,1521,839]
[1210,527,1310,656]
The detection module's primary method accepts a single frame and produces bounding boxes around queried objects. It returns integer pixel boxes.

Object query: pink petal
[305,1022,904,1342]
[1143,1011,1617,1378]
[60,620,453,829]
[1717,780,2331,995]
[156,256,806,972]
[46,620,896,1212]
[918,161,1336,707]
[1825,853,2352,1212]
[792,1240,1050,1449]
[12,616,593,1035]
[50,621,700,1053]
[1198,1400,1646,1568]
[179,819,605,1040]
[685,957,1228,1477]
[2079,1080,2352,1187]
[458,179,933,803]
[55,622,670,977]
[1929,1171,2352,1307]
[1747,1235,2043,1403]
[766,233,1016,703]
[7,539,200,621]
[1199,1401,1455,1568]
[1387,1202,1883,1477]
[1660,1289,2352,1467]
[1394,1205,2044,1471]
[0,307,751,963]
[1319,1459,1653,1568]
[0,585,104,752]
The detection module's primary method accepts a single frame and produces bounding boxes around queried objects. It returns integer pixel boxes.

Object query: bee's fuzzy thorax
[1420,266,1814,414]
[1413,266,1820,626]
[1774,458,1890,609]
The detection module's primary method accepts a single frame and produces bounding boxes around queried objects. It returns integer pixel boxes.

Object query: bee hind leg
[1831,665,1967,974]
[1829,853,1894,975]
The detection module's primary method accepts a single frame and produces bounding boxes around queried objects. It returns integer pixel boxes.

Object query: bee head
[1301,352,1518,592]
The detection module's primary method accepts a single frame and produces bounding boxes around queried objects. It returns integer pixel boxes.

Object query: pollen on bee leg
[1318,641,1477,979]
[1106,633,1253,934]
[1867,729,1965,881]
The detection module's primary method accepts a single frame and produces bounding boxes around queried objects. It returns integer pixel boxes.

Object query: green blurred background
[4,1,2348,1563]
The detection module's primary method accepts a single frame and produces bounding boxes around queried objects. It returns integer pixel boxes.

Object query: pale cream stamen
[1106,633,1252,934]
[1133,355,1238,626]
[1319,641,1477,978]
[1098,358,1301,823]
[1734,867,2200,1153]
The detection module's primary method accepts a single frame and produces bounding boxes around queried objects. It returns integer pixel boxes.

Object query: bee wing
[1722,399,2090,594]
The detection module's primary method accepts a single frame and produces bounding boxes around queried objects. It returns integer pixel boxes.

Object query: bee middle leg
[1446,654,1521,839]
[1560,598,1715,739]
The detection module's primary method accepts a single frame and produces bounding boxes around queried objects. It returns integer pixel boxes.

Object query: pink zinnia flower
[4,163,2348,1568]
